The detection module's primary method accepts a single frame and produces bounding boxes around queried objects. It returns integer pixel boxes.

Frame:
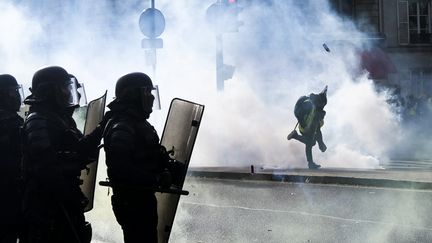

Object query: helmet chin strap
[125,100,151,119]
[140,105,152,119]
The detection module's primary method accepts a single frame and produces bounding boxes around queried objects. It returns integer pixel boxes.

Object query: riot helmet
[0,74,24,111]
[310,85,327,110]
[25,66,80,108]
[114,72,160,115]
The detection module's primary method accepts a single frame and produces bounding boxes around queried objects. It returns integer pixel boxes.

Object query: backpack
[294,96,313,123]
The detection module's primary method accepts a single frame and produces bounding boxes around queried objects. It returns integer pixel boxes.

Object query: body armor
[22,108,98,243]
[0,110,24,242]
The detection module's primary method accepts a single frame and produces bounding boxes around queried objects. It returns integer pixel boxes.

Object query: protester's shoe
[318,142,327,152]
[308,161,321,169]
[287,130,298,140]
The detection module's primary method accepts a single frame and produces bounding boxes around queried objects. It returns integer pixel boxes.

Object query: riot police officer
[103,72,172,243]
[21,66,102,243]
[287,86,328,169]
[0,74,24,243]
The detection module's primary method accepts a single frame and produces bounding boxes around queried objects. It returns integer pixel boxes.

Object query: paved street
[88,169,432,243]
[170,177,432,243]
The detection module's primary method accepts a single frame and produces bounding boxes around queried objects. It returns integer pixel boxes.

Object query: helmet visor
[77,82,87,106]
[16,84,24,105]
[56,78,80,107]
[7,84,24,106]
[2,84,24,111]
[140,85,161,112]
[151,85,161,110]
[69,75,87,106]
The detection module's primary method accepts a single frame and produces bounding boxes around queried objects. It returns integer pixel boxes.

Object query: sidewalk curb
[187,170,432,190]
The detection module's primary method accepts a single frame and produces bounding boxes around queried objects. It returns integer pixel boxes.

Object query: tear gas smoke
[0,0,422,242]
[0,0,403,169]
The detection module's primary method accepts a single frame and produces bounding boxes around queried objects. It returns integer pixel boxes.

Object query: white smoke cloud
[157,0,399,169]
[2,1,426,242]
[0,0,401,170]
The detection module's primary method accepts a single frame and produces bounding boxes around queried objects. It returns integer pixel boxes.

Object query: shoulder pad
[104,119,135,151]
[0,112,23,130]
[24,112,51,151]
[105,118,136,137]
[111,120,135,134]
[25,112,48,121]
[0,112,16,122]
[25,112,49,132]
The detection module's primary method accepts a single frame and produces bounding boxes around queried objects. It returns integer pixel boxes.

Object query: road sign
[139,8,166,38]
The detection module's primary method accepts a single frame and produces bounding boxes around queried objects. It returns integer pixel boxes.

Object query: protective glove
[157,170,172,189]
[167,160,185,186]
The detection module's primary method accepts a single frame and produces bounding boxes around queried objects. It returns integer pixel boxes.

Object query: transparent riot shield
[157,98,205,243]
[18,105,29,119]
[72,106,87,132]
[78,92,107,212]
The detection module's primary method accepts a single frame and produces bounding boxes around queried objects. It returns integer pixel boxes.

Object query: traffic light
[206,0,243,34]
[207,0,242,91]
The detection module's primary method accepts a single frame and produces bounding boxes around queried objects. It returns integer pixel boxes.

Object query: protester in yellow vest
[287,86,327,169]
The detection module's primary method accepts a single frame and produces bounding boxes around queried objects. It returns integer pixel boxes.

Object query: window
[398,0,432,44]
[409,1,432,43]
[410,68,432,95]
[329,0,354,18]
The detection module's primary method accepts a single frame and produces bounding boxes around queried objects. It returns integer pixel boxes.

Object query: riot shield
[157,98,205,243]
[78,92,107,212]
[72,106,87,132]
[18,105,29,119]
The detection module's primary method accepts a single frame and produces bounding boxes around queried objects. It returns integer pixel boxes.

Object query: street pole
[140,0,164,79]
[151,0,156,76]
[216,33,224,91]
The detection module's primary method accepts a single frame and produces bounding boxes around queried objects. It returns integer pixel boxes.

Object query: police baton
[98,181,189,195]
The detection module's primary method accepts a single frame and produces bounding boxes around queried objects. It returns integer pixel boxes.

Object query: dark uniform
[103,72,171,243]
[0,74,24,243]
[21,66,101,243]
[288,86,328,169]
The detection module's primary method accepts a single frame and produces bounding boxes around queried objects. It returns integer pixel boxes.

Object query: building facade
[331,0,432,98]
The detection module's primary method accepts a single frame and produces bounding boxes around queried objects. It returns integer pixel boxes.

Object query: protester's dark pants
[296,125,324,164]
